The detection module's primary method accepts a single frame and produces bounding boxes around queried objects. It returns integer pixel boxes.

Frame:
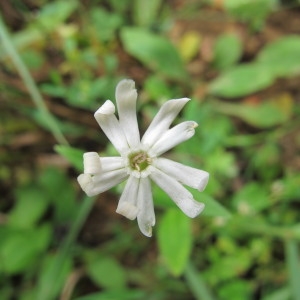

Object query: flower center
[128,151,151,172]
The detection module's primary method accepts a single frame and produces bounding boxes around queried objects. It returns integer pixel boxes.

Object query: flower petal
[150,167,205,218]
[77,173,94,197]
[83,152,101,174]
[115,79,140,148]
[141,98,190,148]
[78,168,128,197]
[100,157,125,172]
[94,100,129,154]
[116,175,139,220]
[154,158,209,191]
[137,177,155,237]
[149,121,197,156]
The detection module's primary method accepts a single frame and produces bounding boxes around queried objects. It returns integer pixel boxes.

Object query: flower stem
[285,239,300,300]
[0,13,68,146]
[184,262,216,300]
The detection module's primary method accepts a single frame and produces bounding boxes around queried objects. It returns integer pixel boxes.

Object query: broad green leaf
[158,208,193,276]
[213,96,293,128]
[121,27,187,80]
[1,225,51,275]
[9,186,49,228]
[213,33,242,70]
[85,255,126,290]
[256,36,300,77]
[133,0,162,26]
[209,63,275,97]
[54,145,84,172]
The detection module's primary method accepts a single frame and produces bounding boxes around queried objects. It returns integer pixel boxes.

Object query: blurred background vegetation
[1,0,300,299]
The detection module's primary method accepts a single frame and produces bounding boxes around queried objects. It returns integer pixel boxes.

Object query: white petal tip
[116,79,137,103]
[176,97,190,103]
[83,152,101,174]
[185,201,205,218]
[94,100,115,115]
[116,201,138,220]
[139,224,153,237]
[198,173,210,192]
[117,79,135,90]
[77,174,97,197]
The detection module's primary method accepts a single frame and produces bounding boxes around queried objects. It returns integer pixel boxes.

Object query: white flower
[77,79,209,237]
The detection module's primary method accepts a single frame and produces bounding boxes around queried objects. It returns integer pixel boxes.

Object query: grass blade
[285,239,300,300]
[0,13,68,146]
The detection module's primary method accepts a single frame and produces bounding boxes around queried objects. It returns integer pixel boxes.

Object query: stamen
[128,150,151,172]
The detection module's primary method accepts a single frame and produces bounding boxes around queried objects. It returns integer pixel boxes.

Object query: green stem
[0,13,68,146]
[184,262,216,300]
[36,196,95,300]
[285,239,300,300]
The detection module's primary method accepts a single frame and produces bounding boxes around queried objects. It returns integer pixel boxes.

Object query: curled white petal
[150,167,205,218]
[77,174,94,197]
[154,158,209,191]
[83,152,101,174]
[115,79,140,148]
[94,100,129,154]
[116,175,139,220]
[141,98,190,148]
[137,177,155,237]
[80,168,128,197]
[149,121,198,157]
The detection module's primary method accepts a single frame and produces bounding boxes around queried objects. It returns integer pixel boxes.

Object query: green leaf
[1,225,51,275]
[158,208,193,276]
[263,286,290,300]
[223,0,276,30]
[256,36,300,76]
[90,8,123,42]
[209,63,275,97]
[54,145,84,172]
[120,27,187,80]
[35,253,73,300]
[39,167,78,222]
[184,262,216,300]
[213,96,293,128]
[199,193,232,218]
[213,33,242,70]
[85,255,126,290]
[133,0,162,26]
[9,186,49,228]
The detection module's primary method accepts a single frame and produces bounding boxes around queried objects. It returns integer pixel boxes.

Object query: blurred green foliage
[1,0,300,300]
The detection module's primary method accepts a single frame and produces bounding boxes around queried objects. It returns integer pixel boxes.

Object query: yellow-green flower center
[128,151,151,171]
